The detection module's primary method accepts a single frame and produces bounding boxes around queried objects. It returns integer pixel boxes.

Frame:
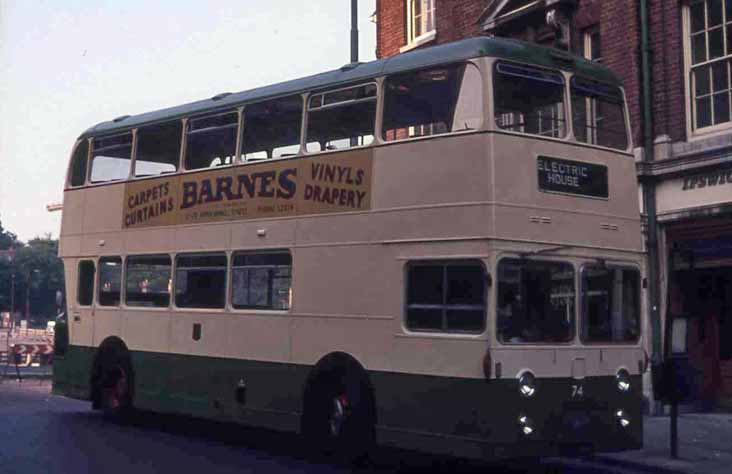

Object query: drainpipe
[351,0,359,63]
[640,0,664,411]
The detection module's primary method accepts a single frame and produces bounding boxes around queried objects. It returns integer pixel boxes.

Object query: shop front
[656,165,732,409]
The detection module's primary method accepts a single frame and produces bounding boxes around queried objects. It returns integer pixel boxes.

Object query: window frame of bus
[404,259,488,335]
[68,138,91,188]
[570,75,630,151]
[183,109,240,171]
[77,260,96,307]
[98,256,123,307]
[381,62,484,143]
[240,95,304,161]
[305,82,377,153]
[88,131,135,184]
[229,251,292,312]
[495,256,577,345]
[579,263,641,345]
[174,252,228,310]
[134,120,184,178]
[493,61,568,139]
[124,254,172,309]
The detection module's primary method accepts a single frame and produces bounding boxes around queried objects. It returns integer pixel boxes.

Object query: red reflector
[483,351,492,379]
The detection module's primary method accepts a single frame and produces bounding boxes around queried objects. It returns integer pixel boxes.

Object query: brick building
[375,0,732,407]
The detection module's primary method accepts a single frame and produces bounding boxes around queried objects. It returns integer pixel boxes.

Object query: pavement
[0,363,53,380]
[591,411,732,474]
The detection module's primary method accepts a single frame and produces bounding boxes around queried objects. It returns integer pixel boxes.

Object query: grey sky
[0,0,376,242]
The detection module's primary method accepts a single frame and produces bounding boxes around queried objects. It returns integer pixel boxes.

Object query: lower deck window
[406,261,486,333]
[497,259,575,343]
[581,266,640,343]
[77,260,96,306]
[175,253,227,308]
[125,255,171,307]
[231,252,292,310]
[98,257,122,306]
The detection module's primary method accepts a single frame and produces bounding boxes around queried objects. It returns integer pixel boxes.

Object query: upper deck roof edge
[80,36,621,138]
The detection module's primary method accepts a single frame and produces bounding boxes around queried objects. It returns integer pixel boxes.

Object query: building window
[582,26,602,63]
[175,253,227,309]
[687,0,732,131]
[404,0,436,49]
[405,260,486,333]
[77,260,96,306]
[231,252,292,310]
[98,257,122,306]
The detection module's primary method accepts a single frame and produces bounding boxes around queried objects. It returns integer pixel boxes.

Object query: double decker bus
[53,37,645,460]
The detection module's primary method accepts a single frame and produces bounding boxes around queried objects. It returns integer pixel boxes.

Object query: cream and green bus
[53,37,646,460]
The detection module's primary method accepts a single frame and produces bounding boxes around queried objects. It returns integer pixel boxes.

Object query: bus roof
[81,36,621,138]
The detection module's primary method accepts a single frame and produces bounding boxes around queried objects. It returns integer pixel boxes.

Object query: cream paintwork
[60,56,643,383]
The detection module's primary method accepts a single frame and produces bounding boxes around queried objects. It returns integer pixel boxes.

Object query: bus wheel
[95,352,134,420]
[303,366,375,464]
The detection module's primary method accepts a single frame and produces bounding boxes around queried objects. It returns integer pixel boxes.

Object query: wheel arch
[90,336,133,408]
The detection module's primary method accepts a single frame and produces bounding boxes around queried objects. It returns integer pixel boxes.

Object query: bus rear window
[90,133,133,183]
[135,121,181,177]
[494,62,566,138]
[497,259,574,344]
[382,64,469,141]
[581,266,640,343]
[69,140,89,187]
[125,255,171,308]
[571,77,628,150]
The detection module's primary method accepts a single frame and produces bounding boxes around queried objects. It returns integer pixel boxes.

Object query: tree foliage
[0,219,65,325]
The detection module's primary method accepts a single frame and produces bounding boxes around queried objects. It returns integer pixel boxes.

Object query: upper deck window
[581,266,640,343]
[185,111,238,170]
[494,62,566,138]
[571,77,628,150]
[135,121,182,177]
[306,83,376,152]
[242,95,303,160]
[90,133,133,183]
[497,258,575,344]
[69,140,89,187]
[383,63,481,141]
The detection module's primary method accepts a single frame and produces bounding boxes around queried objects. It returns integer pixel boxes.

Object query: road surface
[0,381,659,474]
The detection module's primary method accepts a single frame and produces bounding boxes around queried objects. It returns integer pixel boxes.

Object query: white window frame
[683,0,732,139]
[580,26,603,145]
[400,0,436,53]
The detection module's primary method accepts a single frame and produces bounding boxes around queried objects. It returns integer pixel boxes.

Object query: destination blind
[537,155,608,198]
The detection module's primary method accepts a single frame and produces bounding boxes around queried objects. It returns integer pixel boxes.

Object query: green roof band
[81,36,622,138]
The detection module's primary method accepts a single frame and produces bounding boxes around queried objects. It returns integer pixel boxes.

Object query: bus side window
[405,260,486,333]
[175,253,227,309]
[89,133,133,183]
[98,257,122,307]
[135,121,181,177]
[241,95,303,161]
[185,111,238,170]
[125,255,172,308]
[305,83,376,153]
[69,140,89,187]
[231,252,292,310]
[78,260,96,306]
[382,64,464,141]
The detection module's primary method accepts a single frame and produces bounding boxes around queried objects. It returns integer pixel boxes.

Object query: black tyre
[302,366,375,464]
[93,349,134,420]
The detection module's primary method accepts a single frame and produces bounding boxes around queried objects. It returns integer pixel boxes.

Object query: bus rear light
[616,369,631,392]
[482,351,492,379]
[518,415,535,436]
[615,409,630,428]
[518,371,536,397]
